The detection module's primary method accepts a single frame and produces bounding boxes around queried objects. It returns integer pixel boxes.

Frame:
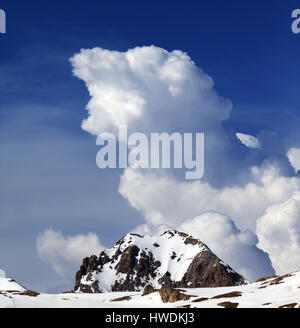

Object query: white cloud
[257,191,300,274]
[70,46,232,135]
[236,133,260,149]
[71,45,283,189]
[37,229,105,276]
[287,147,300,173]
[72,45,300,277]
[0,269,5,278]
[119,163,300,232]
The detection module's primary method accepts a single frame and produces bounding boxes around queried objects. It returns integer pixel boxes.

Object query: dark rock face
[158,271,173,288]
[115,245,140,274]
[154,252,245,289]
[74,255,103,293]
[180,252,245,288]
[74,230,247,293]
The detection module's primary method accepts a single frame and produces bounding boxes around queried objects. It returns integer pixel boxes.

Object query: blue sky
[0,0,300,291]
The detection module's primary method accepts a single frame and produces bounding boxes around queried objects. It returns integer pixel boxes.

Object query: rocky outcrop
[74,230,247,293]
[181,251,244,288]
[74,255,102,293]
[157,288,194,303]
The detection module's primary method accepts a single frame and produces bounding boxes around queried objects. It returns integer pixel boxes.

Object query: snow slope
[0,278,26,308]
[0,278,25,292]
[1,271,300,308]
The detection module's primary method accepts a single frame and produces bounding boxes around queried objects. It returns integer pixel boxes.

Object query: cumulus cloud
[71,45,266,188]
[72,45,300,277]
[0,269,5,278]
[257,192,300,274]
[37,229,105,277]
[70,46,232,135]
[287,147,300,173]
[119,163,300,232]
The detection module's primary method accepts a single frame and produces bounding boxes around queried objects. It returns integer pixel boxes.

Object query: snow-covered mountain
[74,230,246,293]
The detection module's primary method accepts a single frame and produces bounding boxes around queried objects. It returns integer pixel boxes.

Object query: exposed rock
[74,230,247,293]
[15,290,40,297]
[218,301,239,308]
[158,288,194,303]
[111,295,132,302]
[278,303,297,308]
[269,274,293,285]
[180,252,245,288]
[142,284,156,296]
[255,275,277,282]
[115,245,140,274]
[211,291,242,299]
[192,297,209,303]
[170,252,177,260]
[258,285,267,289]
[158,271,173,288]
[74,255,101,292]
[256,273,295,290]
[79,280,102,293]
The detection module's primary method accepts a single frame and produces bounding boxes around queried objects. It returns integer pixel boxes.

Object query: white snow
[1,271,300,308]
[0,278,25,292]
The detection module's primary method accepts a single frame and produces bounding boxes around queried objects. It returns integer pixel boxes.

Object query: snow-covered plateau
[1,271,300,308]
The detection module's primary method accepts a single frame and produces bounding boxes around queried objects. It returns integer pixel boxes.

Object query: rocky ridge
[74,230,246,293]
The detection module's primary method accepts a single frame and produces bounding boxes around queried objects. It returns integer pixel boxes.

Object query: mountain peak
[74,230,247,293]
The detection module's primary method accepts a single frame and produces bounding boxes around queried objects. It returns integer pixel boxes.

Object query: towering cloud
[70,45,300,280]
[70,46,270,187]
[70,46,231,135]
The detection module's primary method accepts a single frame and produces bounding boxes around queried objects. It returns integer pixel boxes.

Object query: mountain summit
[74,230,247,293]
